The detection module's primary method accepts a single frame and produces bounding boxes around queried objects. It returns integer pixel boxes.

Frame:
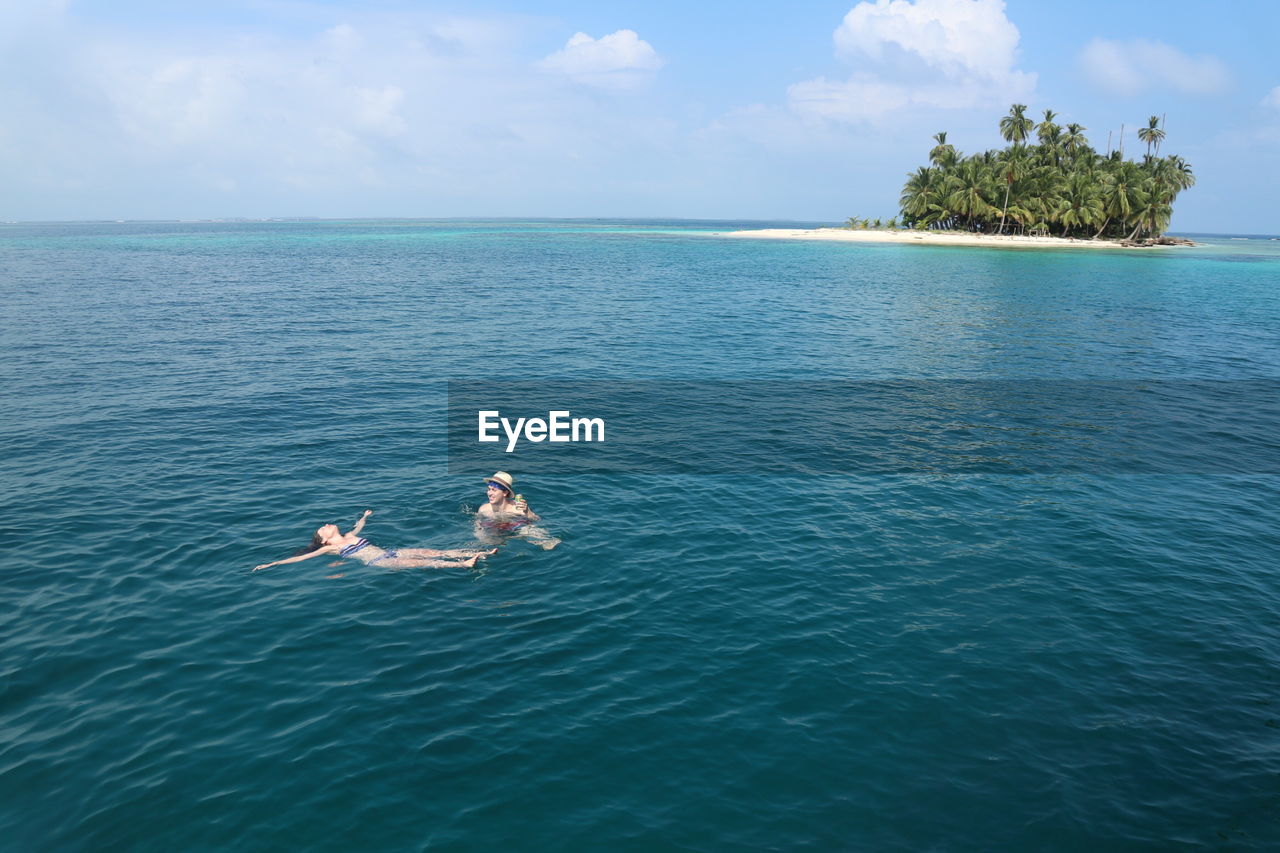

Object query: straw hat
[484,471,515,495]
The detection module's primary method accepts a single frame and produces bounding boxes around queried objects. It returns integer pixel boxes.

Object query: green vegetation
[845,216,897,230]
[892,105,1194,242]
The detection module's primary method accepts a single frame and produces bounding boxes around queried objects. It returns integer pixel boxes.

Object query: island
[725,105,1196,250]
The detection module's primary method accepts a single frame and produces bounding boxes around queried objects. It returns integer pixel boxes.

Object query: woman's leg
[382,554,482,569]
[397,547,495,558]
[517,526,561,551]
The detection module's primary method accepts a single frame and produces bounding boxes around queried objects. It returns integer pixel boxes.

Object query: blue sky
[2,0,1277,232]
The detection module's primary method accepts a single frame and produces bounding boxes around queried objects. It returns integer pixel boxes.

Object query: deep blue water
[2,220,1279,851]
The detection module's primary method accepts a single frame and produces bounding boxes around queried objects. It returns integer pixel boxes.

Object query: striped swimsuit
[338,538,398,565]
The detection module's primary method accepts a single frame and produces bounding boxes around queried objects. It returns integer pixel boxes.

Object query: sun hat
[484,471,515,495]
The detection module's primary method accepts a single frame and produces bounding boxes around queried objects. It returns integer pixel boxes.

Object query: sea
[1,219,1278,851]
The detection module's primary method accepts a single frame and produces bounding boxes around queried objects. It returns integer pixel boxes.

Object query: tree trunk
[1093,217,1111,239]
[999,181,1011,234]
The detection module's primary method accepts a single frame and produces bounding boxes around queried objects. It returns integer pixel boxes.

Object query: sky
[2,0,1277,232]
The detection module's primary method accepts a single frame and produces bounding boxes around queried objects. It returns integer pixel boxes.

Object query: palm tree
[1096,161,1144,239]
[900,167,943,227]
[1037,114,1063,170]
[999,104,1034,145]
[1159,155,1195,195]
[1055,173,1103,237]
[1063,123,1088,152]
[1037,110,1060,146]
[1137,116,1166,158]
[1128,190,1171,241]
[995,144,1033,234]
[929,132,956,168]
[1003,203,1034,234]
[946,159,996,229]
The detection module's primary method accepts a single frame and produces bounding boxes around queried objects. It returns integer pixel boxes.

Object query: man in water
[476,471,560,550]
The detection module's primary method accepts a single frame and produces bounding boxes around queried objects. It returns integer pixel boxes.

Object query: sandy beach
[716,227,1177,250]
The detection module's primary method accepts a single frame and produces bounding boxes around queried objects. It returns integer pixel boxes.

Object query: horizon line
[1,217,1273,238]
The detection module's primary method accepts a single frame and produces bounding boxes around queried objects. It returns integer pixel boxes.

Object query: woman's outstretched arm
[349,509,374,536]
[253,546,339,572]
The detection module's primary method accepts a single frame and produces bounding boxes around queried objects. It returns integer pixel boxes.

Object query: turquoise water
[2,220,1279,850]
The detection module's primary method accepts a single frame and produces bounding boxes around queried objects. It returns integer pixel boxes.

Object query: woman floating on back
[253,510,493,572]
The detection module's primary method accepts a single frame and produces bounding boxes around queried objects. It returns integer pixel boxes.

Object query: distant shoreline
[714,227,1196,250]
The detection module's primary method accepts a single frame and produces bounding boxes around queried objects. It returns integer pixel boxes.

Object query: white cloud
[790,73,1013,123]
[1262,86,1280,110]
[835,0,1021,80]
[351,85,407,136]
[0,10,690,218]
[790,0,1035,124]
[92,33,417,165]
[537,30,662,89]
[1079,38,1229,97]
